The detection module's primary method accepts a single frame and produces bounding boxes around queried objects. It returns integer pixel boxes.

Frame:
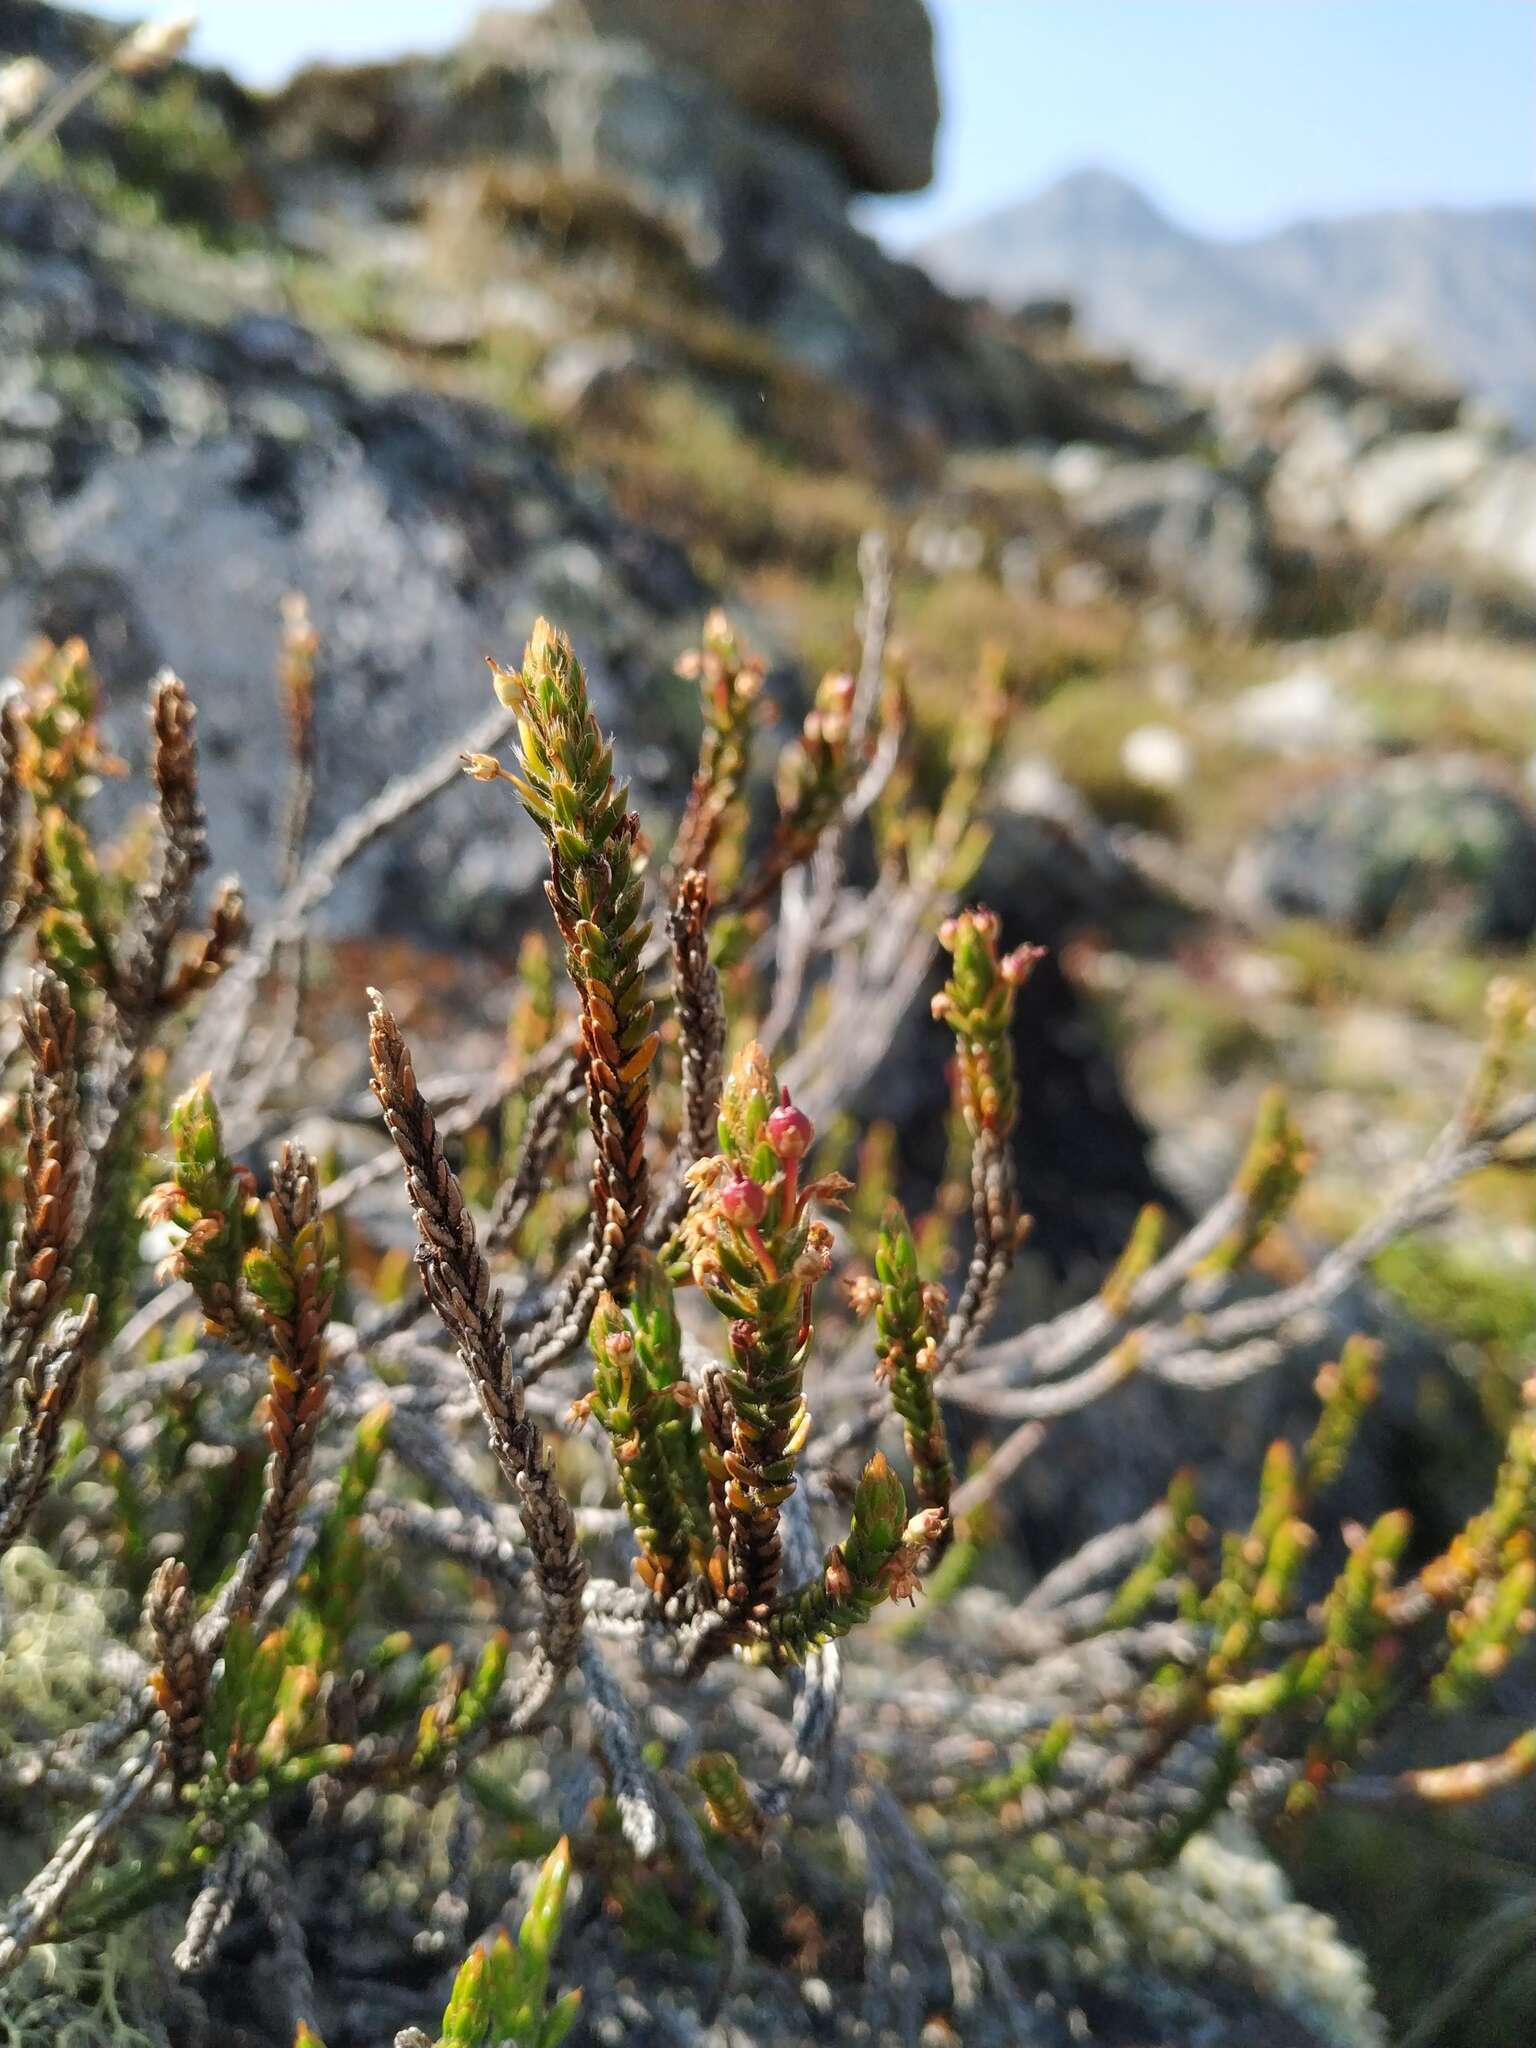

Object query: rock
[1003,1267,1487,1599]
[1237,339,1536,612]
[264,26,1120,450]
[1428,450,1536,594]
[537,331,655,418]
[1013,294,1076,335]
[1243,344,1365,418]
[1230,665,1370,757]
[1340,429,1496,541]
[1120,723,1191,791]
[1229,755,1536,943]
[1245,342,1513,553]
[477,0,940,197]
[1050,441,1111,495]
[1345,337,1469,431]
[1245,342,1464,437]
[1059,455,1272,631]
[0,184,702,944]
[905,515,986,577]
[1264,403,1369,534]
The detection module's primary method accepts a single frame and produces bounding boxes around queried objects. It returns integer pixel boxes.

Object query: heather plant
[299,1836,580,2048]
[0,557,1534,2046]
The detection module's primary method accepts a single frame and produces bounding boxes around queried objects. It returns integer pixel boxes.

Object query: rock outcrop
[1229,754,1536,943]
[0,182,703,940]
[1053,449,1273,631]
[473,0,940,197]
[1233,344,1536,605]
[261,17,1153,451]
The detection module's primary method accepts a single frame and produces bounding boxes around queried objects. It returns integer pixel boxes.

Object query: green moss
[1267,921,1510,1040]
[1030,679,1195,833]
[91,74,251,241]
[577,378,883,582]
[33,350,141,429]
[1354,675,1536,767]
[467,164,699,296]
[466,327,552,428]
[894,574,1128,728]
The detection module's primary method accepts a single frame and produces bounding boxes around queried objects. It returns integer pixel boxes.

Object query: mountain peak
[916,166,1188,277]
[1033,166,1175,232]
[919,180,1536,430]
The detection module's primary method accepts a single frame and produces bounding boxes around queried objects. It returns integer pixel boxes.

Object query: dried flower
[116,11,198,77]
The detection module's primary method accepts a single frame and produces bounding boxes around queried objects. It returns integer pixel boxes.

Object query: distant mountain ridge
[918,169,1536,431]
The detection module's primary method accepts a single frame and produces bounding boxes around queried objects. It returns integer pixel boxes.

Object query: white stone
[1230,665,1368,757]
[1120,723,1192,790]
[1050,441,1111,496]
[1340,430,1495,541]
[1431,450,1536,592]
[1266,407,1366,532]
[906,517,986,577]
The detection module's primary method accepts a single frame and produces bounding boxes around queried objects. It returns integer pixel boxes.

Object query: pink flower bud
[718,1174,768,1227]
[1001,943,1046,987]
[819,672,856,716]
[766,1092,814,1160]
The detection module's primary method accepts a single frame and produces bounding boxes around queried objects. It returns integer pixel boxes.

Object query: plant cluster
[0,562,1533,2046]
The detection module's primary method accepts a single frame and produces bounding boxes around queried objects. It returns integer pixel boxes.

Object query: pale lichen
[0,1545,126,1747]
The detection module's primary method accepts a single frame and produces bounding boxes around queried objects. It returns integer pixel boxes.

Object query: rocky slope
[920,168,1536,433]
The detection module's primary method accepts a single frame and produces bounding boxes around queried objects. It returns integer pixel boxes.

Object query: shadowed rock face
[0,182,704,942]
[472,0,940,197]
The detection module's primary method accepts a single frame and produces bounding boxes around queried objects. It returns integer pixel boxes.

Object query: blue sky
[90,1,1534,243]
